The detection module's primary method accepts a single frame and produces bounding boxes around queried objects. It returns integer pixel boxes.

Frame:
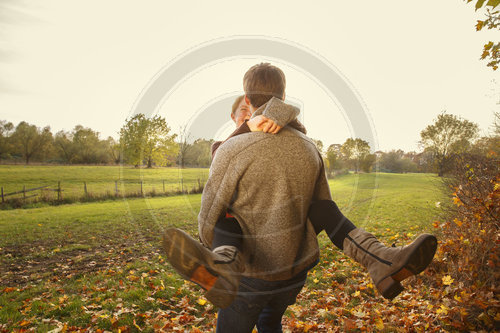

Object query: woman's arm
[211,98,306,158]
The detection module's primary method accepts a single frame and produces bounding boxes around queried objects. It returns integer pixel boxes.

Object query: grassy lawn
[0,165,209,200]
[329,172,445,231]
[0,172,448,331]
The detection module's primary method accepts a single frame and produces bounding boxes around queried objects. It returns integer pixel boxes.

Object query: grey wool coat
[198,97,332,281]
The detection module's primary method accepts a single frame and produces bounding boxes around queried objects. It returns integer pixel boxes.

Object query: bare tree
[177,124,192,168]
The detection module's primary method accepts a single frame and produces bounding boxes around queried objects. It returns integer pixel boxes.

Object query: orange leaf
[344,319,357,330]
[476,20,484,31]
[19,320,30,327]
[2,287,16,293]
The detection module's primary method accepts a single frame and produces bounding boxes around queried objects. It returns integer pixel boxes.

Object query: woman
[163,95,437,309]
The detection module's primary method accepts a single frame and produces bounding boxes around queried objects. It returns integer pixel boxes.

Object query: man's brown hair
[243,63,286,108]
[231,95,245,115]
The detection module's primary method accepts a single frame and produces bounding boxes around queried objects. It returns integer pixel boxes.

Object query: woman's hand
[247,115,282,134]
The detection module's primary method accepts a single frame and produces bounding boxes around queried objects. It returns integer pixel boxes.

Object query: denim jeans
[215,268,309,333]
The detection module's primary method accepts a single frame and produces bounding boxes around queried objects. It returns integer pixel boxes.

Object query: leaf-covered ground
[1,173,459,332]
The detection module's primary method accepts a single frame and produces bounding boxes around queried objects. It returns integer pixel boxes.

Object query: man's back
[198,126,332,280]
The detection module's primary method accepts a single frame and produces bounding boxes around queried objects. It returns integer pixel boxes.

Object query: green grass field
[0,172,448,331]
[0,165,209,201]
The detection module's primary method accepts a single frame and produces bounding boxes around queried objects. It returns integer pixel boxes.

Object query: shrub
[431,151,499,330]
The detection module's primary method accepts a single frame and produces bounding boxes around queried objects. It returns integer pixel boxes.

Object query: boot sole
[161,228,238,308]
[162,228,219,290]
[378,234,438,299]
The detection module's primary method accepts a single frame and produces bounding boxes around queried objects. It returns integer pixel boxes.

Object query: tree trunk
[437,156,445,177]
[147,157,152,168]
[438,164,444,177]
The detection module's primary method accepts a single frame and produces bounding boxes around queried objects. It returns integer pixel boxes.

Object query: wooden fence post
[84,181,88,197]
[162,180,165,193]
[57,181,61,201]
[23,185,26,201]
[181,179,184,193]
[1,187,4,203]
[140,181,143,196]
[115,181,118,197]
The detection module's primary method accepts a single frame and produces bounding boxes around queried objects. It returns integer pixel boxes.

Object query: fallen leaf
[442,275,454,286]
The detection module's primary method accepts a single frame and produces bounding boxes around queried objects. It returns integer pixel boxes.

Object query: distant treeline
[1,111,498,176]
[0,116,212,168]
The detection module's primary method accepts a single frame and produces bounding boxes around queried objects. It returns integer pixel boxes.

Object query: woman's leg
[164,201,436,302]
[212,214,244,251]
[307,200,356,250]
[308,199,437,300]
[162,215,245,309]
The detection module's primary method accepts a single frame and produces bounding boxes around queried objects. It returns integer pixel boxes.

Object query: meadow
[0,172,449,331]
[0,165,209,203]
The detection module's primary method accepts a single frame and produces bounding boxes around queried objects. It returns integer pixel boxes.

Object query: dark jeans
[216,269,309,333]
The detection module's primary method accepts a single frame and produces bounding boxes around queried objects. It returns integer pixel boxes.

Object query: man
[166,63,329,332]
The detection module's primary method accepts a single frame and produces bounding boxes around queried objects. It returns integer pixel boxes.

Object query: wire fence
[0,179,206,208]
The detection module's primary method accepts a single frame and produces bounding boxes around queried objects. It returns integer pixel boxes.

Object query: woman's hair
[231,95,245,115]
[243,63,286,108]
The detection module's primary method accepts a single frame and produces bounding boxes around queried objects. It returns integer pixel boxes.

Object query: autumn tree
[54,127,113,164]
[54,130,77,163]
[419,112,479,176]
[492,110,500,136]
[120,114,178,168]
[469,111,500,156]
[325,144,344,177]
[340,138,373,173]
[0,120,14,159]
[71,125,109,164]
[360,153,376,173]
[378,150,418,173]
[467,0,500,70]
[105,136,122,165]
[10,121,53,164]
[311,139,324,156]
[181,139,213,167]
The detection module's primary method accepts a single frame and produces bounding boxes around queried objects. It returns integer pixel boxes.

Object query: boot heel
[377,276,404,300]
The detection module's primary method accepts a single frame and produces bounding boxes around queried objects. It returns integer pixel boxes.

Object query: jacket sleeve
[261,97,300,128]
[198,146,244,248]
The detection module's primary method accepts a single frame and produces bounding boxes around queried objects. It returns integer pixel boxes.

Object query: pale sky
[0,0,498,152]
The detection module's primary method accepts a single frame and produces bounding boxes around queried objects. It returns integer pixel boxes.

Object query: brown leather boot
[343,228,437,300]
[161,228,244,308]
